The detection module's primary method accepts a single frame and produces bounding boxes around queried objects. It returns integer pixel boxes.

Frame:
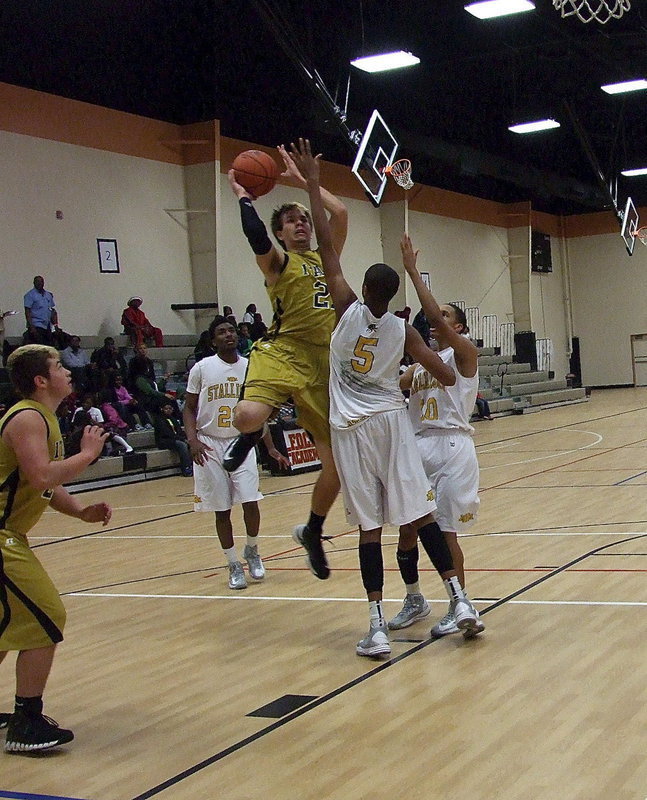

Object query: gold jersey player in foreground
[226,145,348,579]
[0,345,110,753]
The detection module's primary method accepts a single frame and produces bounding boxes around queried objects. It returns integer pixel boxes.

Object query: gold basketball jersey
[0,400,64,536]
[266,249,336,346]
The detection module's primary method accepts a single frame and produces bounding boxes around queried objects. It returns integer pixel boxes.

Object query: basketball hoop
[385,159,414,190]
[552,0,630,24]
[633,227,647,246]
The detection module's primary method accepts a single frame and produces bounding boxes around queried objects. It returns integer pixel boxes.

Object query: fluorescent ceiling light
[601,79,647,95]
[465,0,535,19]
[621,167,647,177]
[508,119,560,134]
[351,51,420,73]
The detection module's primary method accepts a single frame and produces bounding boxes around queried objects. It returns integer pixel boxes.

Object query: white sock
[113,434,132,452]
[246,535,259,550]
[405,582,421,596]
[444,575,466,602]
[368,600,385,628]
[223,546,239,565]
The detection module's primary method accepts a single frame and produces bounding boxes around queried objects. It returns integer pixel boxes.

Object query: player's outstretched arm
[227,169,284,279]
[3,412,108,491]
[290,139,356,320]
[278,145,348,256]
[405,324,456,386]
[50,486,112,526]
[401,233,477,378]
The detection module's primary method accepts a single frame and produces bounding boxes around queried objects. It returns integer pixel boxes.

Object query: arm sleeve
[239,198,273,255]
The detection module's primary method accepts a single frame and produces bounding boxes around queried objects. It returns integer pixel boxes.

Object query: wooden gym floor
[1,387,646,800]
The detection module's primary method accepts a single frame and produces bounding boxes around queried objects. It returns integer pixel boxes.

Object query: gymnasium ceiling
[1,0,646,215]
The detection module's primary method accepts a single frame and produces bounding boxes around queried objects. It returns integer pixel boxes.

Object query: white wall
[529,242,570,380]
[0,131,194,341]
[568,232,647,385]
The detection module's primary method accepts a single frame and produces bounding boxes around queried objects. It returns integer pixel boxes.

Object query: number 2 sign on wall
[97,238,120,273]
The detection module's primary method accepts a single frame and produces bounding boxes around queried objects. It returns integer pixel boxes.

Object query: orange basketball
[232,149,280,197]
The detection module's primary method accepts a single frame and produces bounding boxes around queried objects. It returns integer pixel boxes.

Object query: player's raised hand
[79,502,112,526]
[400,233,420,274]
[289,139,321,184]
[227,168,256,200]
[80,425,109,460]
[277,144,306,186]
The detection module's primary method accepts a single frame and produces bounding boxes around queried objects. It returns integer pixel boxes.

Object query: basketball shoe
[356,624,391,658]
[433,599,485,638]
[387,593,431,629]
[5,710,74,753]
[0,712,10,729]
[223,430,263,472]
[293,523,330,579]
[243,544,265,580]
[228,561,247,590]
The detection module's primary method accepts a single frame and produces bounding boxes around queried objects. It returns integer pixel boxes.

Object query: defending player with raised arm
[292,139,480,657]
[1,345,111,753]
[226,144,348,581]
[388,234,485,638]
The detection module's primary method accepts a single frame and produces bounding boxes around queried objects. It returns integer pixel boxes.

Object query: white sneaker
[387,593,431,629]
[356,624,391,658]
[452,597,483,637]
[243,544,265,580]
[463,607,485,639]
[228,561,247,590]
[430,606,460,638]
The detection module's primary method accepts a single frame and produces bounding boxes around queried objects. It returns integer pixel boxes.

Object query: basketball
[232,149,279,197]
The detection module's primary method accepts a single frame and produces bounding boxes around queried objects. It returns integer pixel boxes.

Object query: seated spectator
[153,401,193,476]
[121,296,163,348]
[242,303,256,325]
[129,348,178,415]
[474,393,494,420]
[110,373,152,430]
[194,328,217,363]
[71,393,133,454]
[237,323,253,357]
[60,335,94,392]
[99,389,131,436]
[222,305,233,318]
[127,342,157,385]
[412,307,431,346]
[91,336,127,388]
[249,312,268,341]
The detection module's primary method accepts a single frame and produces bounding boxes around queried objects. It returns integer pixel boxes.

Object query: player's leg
[241,501,265,580]
[215,510,247,590]
[356,526,391,658]
[293,439,340,580]
[388,522,431,630]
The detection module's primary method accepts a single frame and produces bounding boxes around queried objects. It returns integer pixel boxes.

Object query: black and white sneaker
[293,523,330,579]
[5,710,74,753]
[222,430,263,472]
[0,712,11,729]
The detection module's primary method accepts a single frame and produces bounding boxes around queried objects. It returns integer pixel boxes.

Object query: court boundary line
[127,531,647,800]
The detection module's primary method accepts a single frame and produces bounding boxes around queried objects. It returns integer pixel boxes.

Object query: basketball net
[634,227,647,246]
[385,159,414,234]
[552,0,630,24]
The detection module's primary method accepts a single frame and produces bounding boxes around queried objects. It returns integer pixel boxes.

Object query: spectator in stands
[91,337,127,388]
[395,306,412,323]
[129,348,177,415]
[154,401,193,476]
[110,373,152,430]
[242,303,256,325]
[99,389,132,437]
[474,392,493,420]
[121,296,163,348]
[222,306,233,318]
[71,392,132,454]
[412,307,431,346]
[194,328,217,363]
[249,312,268,341]
[1,308,17,365]
[60,335,93,392]
[237,323,253,357]
[24,276,58,345]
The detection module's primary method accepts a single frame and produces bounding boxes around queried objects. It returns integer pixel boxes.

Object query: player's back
[265,250,335,346]
[329,300,405,430]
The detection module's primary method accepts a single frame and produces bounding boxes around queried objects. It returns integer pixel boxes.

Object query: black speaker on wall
[531,230,552,273]
[514,330,538,370]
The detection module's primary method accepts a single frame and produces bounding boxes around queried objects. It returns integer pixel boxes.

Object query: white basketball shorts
[193,435,262,512]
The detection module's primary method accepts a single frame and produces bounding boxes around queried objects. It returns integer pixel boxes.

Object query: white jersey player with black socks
[291,138,480,659]
[389,234,485,638]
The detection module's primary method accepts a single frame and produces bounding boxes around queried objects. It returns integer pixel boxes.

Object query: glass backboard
[351,110,399,207]
[620,196,640,256]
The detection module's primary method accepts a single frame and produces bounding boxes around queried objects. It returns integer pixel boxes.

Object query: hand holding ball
[232,150,279,197]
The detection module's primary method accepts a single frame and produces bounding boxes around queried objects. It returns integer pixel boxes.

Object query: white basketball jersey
[329,300,406,430]
[186,354,247,439]
[408,346,478,435]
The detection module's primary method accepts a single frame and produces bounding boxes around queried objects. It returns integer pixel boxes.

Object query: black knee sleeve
[418,522,454,574]
[396,545,419,585]
[359,541,384,594]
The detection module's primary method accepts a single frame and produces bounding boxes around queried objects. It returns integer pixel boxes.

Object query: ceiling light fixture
[621,167,647,177]
[601,79,647,95]
[465,0,535,19]
[508,119,560,134]
[350,51,420,73]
